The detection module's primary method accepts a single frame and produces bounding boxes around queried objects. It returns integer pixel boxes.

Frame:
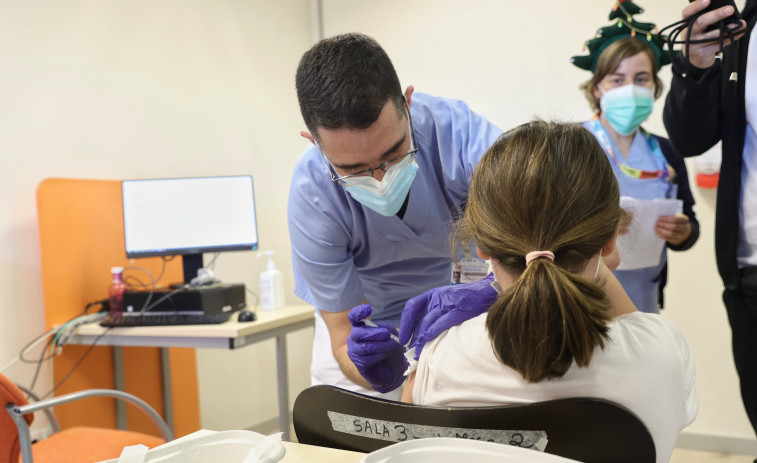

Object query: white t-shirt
[412,311,698,463]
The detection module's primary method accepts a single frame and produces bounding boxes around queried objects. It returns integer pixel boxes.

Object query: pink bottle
[108,266,128,315]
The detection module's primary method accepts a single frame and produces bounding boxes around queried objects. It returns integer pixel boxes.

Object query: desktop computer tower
[122,283,246,314]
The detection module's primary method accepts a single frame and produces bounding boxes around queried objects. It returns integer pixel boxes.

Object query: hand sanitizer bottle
[258,251,284,310]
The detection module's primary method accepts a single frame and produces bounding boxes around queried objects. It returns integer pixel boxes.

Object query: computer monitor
[122,175,258,284]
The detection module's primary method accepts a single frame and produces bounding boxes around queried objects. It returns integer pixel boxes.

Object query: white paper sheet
[616,196,683,271]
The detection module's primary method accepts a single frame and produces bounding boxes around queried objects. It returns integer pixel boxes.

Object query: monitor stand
[182,253,204,285]
[165,253,204,288]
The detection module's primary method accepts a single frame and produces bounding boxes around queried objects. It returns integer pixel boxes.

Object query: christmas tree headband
[570,0,671,72]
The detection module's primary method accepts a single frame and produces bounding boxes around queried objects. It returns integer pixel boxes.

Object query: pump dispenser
[258,251,284,310]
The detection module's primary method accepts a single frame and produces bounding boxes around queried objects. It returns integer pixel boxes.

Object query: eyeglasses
[317,97,418,186]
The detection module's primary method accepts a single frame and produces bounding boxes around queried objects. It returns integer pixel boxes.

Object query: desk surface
[70,305,315,349]
[282,441,365,463]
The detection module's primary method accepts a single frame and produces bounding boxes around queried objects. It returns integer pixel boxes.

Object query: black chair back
[293,385,655,463]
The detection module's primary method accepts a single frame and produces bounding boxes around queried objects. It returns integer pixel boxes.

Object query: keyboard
[100,312,232,327]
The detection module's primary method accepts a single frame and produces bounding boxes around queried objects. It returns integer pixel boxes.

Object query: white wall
[0,0,314,434]
[1,0,754,451]
[320,0,754,448]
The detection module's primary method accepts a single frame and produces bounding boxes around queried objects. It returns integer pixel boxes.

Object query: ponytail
[486,259,611,383]
[453,120,622,384]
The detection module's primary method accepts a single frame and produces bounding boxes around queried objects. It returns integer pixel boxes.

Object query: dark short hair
[295,33,404,141]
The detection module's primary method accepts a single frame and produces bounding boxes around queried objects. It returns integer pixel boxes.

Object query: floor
[670,448,755,462]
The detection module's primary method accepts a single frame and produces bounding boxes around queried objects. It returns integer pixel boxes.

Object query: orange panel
[167,348,200,438]
[36,178,199,436]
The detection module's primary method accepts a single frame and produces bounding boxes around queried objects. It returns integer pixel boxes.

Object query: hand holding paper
[655,213,693,246]
[616,196,683,271]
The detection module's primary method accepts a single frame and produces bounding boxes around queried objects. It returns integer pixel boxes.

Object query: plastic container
[259,251,285,310]
[694,145,721,189]
[360,438,580,463]
[98,429,285,463]
[108,266,128,316]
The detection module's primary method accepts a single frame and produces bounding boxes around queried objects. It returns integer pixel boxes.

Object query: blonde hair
[453,120,621,382]
[579,37,664,114]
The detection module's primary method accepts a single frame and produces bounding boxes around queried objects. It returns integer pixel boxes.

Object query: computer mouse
[237,310,256,323]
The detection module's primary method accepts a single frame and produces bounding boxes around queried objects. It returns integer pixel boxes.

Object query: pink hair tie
[525,251,555,266]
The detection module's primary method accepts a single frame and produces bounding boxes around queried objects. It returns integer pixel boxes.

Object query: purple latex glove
[347,304,408,393]
[399,273,498,360]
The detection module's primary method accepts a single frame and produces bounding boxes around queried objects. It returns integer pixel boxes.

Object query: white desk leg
[275,333,290,440]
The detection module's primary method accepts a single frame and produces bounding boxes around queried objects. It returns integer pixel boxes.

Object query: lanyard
[587,118,670,181]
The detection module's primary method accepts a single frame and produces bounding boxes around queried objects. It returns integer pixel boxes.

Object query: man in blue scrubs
[288,33,502,399]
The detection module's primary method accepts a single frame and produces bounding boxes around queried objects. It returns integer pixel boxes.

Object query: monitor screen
[122,176,258,281]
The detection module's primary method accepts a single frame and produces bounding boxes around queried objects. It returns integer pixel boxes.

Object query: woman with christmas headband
[571,0,700,314]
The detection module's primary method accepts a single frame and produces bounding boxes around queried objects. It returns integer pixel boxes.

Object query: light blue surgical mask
[343,159,419,216]
[599,84,654,136]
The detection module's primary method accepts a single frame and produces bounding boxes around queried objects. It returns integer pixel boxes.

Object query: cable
[29,335,56,391]
[83,299,107,314]
[1,326,59,373]
[101,261,192,314]
[245,287,260,310]
[31,315,107,397]
[18,304,103,366]
[20,328,64,364]
[657,5,744,68]
[154,256,171,282]
[122,265,158,313]
[123,274,150,290]
[121,258,178,312]
[138,284,192,313]
[53,313,107,350]
[52,318,85,351]
[205,253,220,271]
[40,328,111,399]
[8,300,107,391]
[48,348,54,409]
[11,293,146,398]
[0,357,19,375]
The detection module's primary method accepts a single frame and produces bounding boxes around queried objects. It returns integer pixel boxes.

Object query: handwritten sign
[326,411,548,451]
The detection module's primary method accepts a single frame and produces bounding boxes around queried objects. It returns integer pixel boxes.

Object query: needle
[362,319,400,343]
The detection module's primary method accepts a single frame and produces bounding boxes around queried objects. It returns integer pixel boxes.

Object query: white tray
[98,429,285,463]
[361,438,580,463]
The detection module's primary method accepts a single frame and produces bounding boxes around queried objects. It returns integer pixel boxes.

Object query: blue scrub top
[584,120,676,313]
[288,93,503,326]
